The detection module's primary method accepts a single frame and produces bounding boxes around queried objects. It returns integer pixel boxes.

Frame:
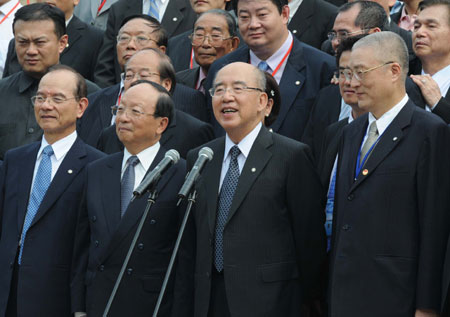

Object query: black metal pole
[103,190,158,317]
[152,190,197,317]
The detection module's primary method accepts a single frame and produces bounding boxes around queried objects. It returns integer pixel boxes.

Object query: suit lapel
[288,0,313,38]
[101,147,175,262]
[17,144,40,233]
[29,138,87,227]
[62,17,83,57]
[97,0,115,16]
[101,153,123,236]
[349,102,414,193]
[225,128,273,226]
[204,139,225,235]
[99,84,120,128]
[342,116,367,188]
[160,111,177,147]
[271,40,306,132]
[161,0,187,37]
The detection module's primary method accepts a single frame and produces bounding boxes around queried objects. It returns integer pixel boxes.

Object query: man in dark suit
[94,0,196,87]
[74,0,118,30]
[0,65,104,316]
[167,0,233,72]
[409,0,450,124]
[186,61,325,316]
[0,3,99,161]
[288,0,338,49]
[329,31,450,317]
[72,81,190,316]
[2,0,103,82]
[205,0,336,141]
[78,48,209,147]
[176,9,240,91]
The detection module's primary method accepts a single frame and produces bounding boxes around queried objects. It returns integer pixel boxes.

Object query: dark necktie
[121,155,139,217]
[214,145,241,272]
[19,145,54,264]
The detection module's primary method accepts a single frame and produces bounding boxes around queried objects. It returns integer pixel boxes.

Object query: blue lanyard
[354,130,383,179]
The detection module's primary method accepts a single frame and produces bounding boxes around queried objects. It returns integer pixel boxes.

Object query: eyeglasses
[31,95,77,106]
[189,32,233,47]
[111,105,156,119]
[338,68,353,81]
[122,71,160,82]
[116,34,158,46]
[209,84,263,97]
[327,29,369,41]
[351,61,394,81]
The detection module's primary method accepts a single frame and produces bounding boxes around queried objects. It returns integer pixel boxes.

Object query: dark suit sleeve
[432,97,450,124]
[415,123,450,310]
[287,143,326,302]
[93,4,120,88]
[2,39,16,79]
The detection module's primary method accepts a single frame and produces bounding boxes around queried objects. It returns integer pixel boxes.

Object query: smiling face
[35,69,87,143]
[413,5,450,66]
[14,19,67,78]
[193,13,238,72]
[212,62,267,143]
[237,0,289,60]
[189,0,229,13]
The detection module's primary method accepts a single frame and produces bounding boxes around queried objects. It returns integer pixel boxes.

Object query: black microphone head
[165,149,180,163]
[199,147,213,161]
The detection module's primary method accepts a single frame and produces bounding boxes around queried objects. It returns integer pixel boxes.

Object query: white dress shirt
[219,123,262,191]
[338,98,353,121]
[142,0,169,22]
[421,64,450,111]
[31,131,78,188]
[362,94,409,146]
[121,142,161,190]
[0,0,22,77]
[249,32,293,84]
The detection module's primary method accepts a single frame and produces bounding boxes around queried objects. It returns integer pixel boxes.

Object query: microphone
[178,147,214,202]
[132,149,180,198]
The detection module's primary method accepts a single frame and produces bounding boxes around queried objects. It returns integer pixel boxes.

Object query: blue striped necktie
[148,0,160,21]
[19,145,54,264]
[258,61,269,72]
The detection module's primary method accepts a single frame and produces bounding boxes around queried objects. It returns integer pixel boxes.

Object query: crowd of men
[0,0,449,316]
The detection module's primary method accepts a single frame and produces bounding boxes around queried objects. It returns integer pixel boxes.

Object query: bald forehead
[214,63,259,86]
[126,50,160,68]
[120,18,157,33]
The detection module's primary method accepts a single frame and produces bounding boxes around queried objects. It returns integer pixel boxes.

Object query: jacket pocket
[260,261,299,283]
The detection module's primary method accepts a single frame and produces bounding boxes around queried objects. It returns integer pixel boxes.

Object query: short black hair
[418,0,450,25]
[335,34,365,67]
[338,1,388,31]
[119,14,168,47]
[130,79,174,125]
[197,9,238,37]
[46,64,87,100]
[263,72,280,127]
[232,0,288,15]
[13,3,66,38]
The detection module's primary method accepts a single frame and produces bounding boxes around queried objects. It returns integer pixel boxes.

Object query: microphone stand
[152,190,197,317]
[103,190,158,317]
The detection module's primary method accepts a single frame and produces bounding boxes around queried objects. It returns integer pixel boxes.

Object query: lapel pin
[295,81,301,86]
[172,17,178,22]
[269,128,273,133]
[68,169,73,174]
[292,30,298,34]
[362,169,368,176]
[251,167,256,173]
[393,137,398,141]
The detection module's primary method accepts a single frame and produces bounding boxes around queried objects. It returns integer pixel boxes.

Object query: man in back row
[205,0,336,141]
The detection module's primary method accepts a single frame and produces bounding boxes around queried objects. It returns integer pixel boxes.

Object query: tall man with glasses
[0,65,104,317]
[185,61,326,316]
[72,80,192,317]
[329,31,450,317]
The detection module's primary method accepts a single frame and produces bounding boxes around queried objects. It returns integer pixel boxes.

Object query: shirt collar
[223,123,262,162]
[66,15,73,27]
[249,31,293,72]
[18,71,39,94]
[422,64,450,96]
[367,94,408,135]
[122,142,161,173]
[196,67,207,90]
[38,130,77,161]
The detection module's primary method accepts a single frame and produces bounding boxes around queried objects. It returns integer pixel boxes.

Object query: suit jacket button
[99,265,105,271]
[94,240,99,247]
[206,272,210,278]
[347,194,354,201]
[9,262,13,269]
[150,219,156,225]
[127,268,133,275]
[28,128,34,133]
[137,243,144,250]
[92,215,97,222]
[342,224,351,231]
